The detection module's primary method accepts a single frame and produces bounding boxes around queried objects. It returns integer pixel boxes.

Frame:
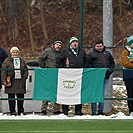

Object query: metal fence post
[103,0,113,112]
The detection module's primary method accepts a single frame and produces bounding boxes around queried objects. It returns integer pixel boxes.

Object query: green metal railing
[0,67,132,114]
[0,98,133,101]
[0,67,132,101]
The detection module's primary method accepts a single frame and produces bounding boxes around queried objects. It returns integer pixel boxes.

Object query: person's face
[70,41,79,49]
[95,43,104,52]
[54,43,62,51]
[130,43,133,49]
[11,50,19,58]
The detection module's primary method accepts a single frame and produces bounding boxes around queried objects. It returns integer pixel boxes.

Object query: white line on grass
[0,131,132,133]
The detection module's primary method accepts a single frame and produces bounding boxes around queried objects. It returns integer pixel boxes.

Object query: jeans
[91,79,109,113]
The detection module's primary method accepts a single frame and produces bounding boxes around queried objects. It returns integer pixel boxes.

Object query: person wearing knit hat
[38,40,63,115]
[53,40,62,45]
[10,46,20,55]
[125,35,133,63]
[127,35,133,47]
[53,40,62,52]
[121,35,133,117]
[69,37,79,57]
[70,36,78,44]
[56,36,88,116]
[1,46,28,116]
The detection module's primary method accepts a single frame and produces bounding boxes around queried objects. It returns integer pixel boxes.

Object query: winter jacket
[0,47,8,89]
[38,45,61,68]
[0,47,8,68]
[121,47,133,81]
[1,57,28,94]
[87,47,115,79]
[56,46,88,68]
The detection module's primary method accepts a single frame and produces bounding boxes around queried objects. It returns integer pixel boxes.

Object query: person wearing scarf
[56,37,88,115]
[121,35,133,117]
[1,47,28,116]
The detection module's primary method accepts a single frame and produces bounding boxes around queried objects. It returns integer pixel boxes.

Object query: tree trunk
[119,0,122,16]
[27,0,36,53]
[38,0,48,39]
[1,0,19,42]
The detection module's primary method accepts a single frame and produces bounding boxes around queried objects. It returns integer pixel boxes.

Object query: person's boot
[41,110,47,115]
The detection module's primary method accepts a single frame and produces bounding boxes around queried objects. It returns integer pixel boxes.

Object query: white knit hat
[10,47,20,54]
[70,37,78,44]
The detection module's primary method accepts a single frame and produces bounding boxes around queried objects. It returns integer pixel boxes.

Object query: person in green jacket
[38,40,63,115]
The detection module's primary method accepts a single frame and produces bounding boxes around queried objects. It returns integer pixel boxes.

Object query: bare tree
[1,0,19,43]
[38,0,48,39]
[119,0,122,16]
[27,0,36,53]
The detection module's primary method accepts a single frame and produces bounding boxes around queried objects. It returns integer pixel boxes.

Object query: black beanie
[53,40,63,45]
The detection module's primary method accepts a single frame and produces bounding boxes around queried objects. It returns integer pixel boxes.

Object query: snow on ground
[0,112,133,120]
[112,77,129,114]
[0,77,132,120]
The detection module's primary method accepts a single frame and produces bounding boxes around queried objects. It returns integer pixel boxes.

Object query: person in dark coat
[38,40,63,115]
[0,47,8,113]
[1,47,28,116]
[87,40,115,115]
[56,37,88,116]
[121,35,133,117]
[0,47,8,89]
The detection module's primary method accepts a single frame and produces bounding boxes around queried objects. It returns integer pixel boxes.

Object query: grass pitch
[0,120,133,133]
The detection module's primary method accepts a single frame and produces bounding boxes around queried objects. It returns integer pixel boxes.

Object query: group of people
[38,36,115,116]
[0,35,133,117]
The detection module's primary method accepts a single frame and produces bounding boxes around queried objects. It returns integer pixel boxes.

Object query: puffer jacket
[38,45,60,68]
[0,47,8,68]
[56,46,88,68]
[121,47,133,81]
[1,57,28,94]
[87,47,115,79]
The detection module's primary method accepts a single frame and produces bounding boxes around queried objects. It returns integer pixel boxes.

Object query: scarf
[125,45,133,60]
[13,58,21,79]
[70,46,78,57]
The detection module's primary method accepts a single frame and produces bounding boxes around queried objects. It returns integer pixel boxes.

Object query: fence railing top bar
[0,68,132,71]
[0,98,133,100]
[0,68,34,70]
[83,46,125,48]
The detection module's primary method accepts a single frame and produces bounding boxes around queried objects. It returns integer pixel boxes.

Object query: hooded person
[38,40,63,68]
[1,46,28,116]
[38,40,63,115]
